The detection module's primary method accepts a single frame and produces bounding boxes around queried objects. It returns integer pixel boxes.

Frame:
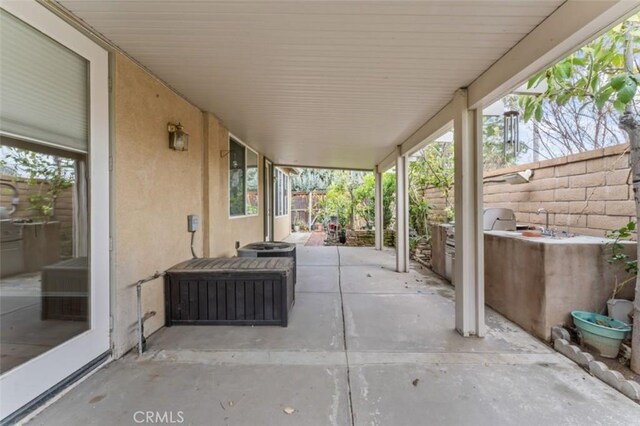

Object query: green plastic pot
[571,311,631,358]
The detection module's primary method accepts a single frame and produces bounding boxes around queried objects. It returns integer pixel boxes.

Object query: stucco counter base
[484,231,636,341]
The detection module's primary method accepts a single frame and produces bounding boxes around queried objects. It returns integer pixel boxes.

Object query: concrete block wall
[424,186,452,222]
[425,144,634,237]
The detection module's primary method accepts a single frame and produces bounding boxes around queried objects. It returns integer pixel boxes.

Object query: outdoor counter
[484,231,635,341]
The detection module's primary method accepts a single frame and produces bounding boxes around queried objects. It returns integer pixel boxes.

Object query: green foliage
[5,147,74,221]
[382,173,396,228]
[409,142,454,228]
[229,168,245,216]
[353,174,375,227]
[409,235,427,252]
[291,168,336,193]
[607,221,638,275]
[246,166,258,215]
[519,19,640,122]
[320,173,354,228]
[422,142,454,194]
[407,159,432,237]
[483,115,518,171]
[315,171,395,230]
[606,221,638,298]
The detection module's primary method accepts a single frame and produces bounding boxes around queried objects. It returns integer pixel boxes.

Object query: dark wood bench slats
[164,257,294,327]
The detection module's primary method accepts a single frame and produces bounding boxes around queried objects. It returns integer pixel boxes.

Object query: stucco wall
[203,113,264,257]
[274,215,291,242]
[112,53,205,357]
[484,233,635,341]
[425,144,633,237]
[112,56,271,357]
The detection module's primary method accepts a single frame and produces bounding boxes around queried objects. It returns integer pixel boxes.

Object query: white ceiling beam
[399,101,454,158]
[376,0,640,172]
[377,149,397,173]
[467,0,640,109]
[377,101,454,172]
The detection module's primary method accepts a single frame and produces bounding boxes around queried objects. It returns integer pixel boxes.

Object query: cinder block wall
[425,144,634,237]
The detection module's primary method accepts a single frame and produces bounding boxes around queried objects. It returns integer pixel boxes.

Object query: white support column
[395,148,409,273]
[374,167,384,250]
[453,89,486,337]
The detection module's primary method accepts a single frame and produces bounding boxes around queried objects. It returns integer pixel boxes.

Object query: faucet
[536,208,553,236]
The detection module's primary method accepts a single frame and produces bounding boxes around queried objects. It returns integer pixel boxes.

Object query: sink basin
[486,229,579,240]
[493,230,522,236]
[541,231,577,239]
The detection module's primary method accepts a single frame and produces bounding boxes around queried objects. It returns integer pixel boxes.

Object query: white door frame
[0,1,110,419]
[264,158,274,241]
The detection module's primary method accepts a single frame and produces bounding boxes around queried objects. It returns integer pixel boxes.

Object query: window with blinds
[0,9,88,153]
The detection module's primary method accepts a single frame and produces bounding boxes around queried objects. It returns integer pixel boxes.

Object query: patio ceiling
[59,1,567,169]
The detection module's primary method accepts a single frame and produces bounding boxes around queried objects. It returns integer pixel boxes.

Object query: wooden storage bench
[164,257,295,327]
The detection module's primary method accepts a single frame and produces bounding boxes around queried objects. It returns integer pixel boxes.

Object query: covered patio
[3,0,640,423]
[27,247,639,425]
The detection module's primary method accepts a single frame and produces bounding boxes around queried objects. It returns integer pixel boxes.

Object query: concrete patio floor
[27,247,640,425]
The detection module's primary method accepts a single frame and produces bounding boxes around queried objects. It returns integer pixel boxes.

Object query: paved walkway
[282,232,311,245]
[28,247,640,425]
[305,230,327,246]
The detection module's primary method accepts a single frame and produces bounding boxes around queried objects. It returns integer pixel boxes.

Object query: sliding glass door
[0,2,109,420]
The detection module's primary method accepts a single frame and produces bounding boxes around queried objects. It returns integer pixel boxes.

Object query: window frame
[228,135,259,219]
[275,168,289,217]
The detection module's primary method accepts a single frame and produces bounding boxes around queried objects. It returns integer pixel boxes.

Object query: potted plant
[571,310,631,358]
[606,221,637,325]
[569,222,636,359]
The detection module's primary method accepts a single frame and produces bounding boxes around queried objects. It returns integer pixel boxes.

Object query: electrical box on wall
[187,215,199,232]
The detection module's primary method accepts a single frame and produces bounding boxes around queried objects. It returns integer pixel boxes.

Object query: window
[228,137,259,217]
[246,150,258,215]
[275,169,289,217]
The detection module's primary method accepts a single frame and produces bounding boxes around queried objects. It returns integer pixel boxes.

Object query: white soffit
[59,0,564,169]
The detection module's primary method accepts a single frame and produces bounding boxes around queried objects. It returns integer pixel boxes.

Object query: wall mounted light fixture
[168,122,189,151]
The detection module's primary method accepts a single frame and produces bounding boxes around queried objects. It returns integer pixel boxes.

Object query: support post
[374,167,384,250]
[453,89,485,337]
[395,148,409,272]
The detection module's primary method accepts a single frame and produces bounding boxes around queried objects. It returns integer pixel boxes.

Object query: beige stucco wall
[203,113,264,257]
[112,53,205,357]
[112,55,270,357]
[484,233,635,341]
[274,215,291,241]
